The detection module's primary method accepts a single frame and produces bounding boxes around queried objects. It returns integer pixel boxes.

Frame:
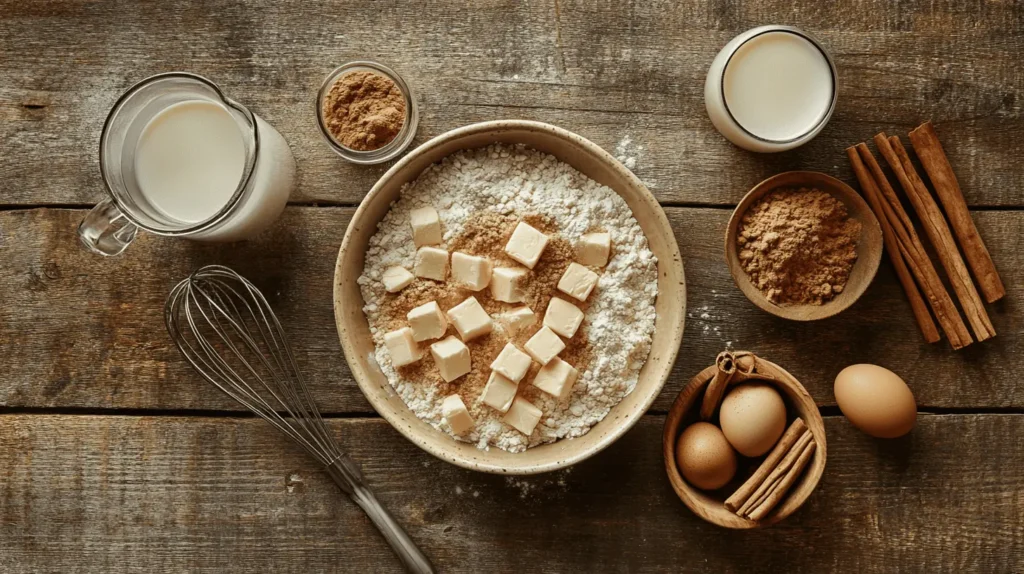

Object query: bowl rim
[724,170,883,321]
[334,119,686,474]
[662,356,828,528]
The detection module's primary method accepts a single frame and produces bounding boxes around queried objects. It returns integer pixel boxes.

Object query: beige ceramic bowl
[334,120,686,474]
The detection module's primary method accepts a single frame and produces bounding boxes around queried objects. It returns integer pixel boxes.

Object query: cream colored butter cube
[502,396,543,436]
[382,266,415,293]
[446,296,493,342]
[481,371,518,413]
[410,206,443,247]
[451,252,493,291]
[531,357,579,401]
[407,301,447,342]
[557,262,600,302]
[504,221,549,269]
[383,327,422,368]
[543,297,585,338]
[429,336,471,382]
[441,394,474,435]
[499,306,537,337]
[524,325,565,365]
[578,232,611,267]
[490,343,533,383]
[490,267,528,303]
[414,246,448,281]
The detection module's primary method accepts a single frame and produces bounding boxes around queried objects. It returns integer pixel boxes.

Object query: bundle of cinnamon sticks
[846,121,1004,349]
[725,417,815,521]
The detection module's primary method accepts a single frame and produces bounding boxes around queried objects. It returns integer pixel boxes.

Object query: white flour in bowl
[357,143,658,453]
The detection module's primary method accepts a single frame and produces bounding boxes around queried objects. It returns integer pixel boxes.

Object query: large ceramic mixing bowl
[334,120,685,474]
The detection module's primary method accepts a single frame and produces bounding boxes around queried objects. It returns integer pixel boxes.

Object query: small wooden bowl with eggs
[663,353,827,528]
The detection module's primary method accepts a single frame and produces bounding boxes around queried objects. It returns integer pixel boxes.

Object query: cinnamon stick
[737,430,813,517]
[725,417,806,512]
[845,147,941,344]
[747,437,817,522]
[909,121,1005,303]
[732,351,756,381]
[877,134,995,342]
[855,143,973,349]
[699,351,736,420]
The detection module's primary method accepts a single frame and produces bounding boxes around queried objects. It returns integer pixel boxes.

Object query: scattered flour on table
[688,301,735,347]
[357,144,658,453]
[614,135,644,171]
[505,468,573,499]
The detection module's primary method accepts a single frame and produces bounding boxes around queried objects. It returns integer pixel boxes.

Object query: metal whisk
[165,265,434,573]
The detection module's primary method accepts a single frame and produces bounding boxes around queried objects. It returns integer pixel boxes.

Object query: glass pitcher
[79,72,296,256]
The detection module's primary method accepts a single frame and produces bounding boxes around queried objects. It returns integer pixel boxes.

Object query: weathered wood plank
[0,414,1021,572]
[0,0,1021,206]
[2,206,1022,412]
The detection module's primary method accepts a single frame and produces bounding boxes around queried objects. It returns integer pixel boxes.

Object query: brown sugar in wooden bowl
[725,171,883,321]
[663,357,827,528]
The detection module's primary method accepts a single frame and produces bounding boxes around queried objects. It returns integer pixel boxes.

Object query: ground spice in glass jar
[737,188,861,305]
[320,71,406,151]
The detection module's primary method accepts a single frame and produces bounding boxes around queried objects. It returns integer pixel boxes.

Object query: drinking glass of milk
[705,25,837,153]
[79,73,296,256]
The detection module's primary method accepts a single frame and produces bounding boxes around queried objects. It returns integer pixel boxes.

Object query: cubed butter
[446,296,493,341]
[381,266,415,293]
[543,297,585,338]
[414,246,448,281]
[407,300,448,342]
[524,325,565,365]
[499,306,537,337]
[490,267,528,303]
[557,262,600,302]
[531,357,579,401]
[578,232,611,267]
[441,394,474,435]
[490,343,533,383]
[451,252,493,291]
[410,206,443,247]
[504,221,549,269]
[383,327,422,368]
[481,371,518,413]
[429,336,472,382]
[502,397,543,436]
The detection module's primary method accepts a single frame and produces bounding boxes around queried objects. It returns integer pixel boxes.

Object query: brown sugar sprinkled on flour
[320,70,406,151]
[737,188,861,305]
[380,209,587,416]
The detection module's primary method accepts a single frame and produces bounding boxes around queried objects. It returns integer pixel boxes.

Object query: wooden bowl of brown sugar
[725,171,883,321]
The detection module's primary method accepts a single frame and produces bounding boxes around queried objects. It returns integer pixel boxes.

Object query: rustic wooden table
[2,1,1023,571]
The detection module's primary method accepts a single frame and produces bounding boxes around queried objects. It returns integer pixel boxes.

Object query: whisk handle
[327,459,436,574]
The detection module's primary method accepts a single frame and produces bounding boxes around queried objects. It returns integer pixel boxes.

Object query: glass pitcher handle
[78,198,139,256]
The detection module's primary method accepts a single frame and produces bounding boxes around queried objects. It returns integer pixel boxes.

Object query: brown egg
[835,364,916,438]
[676,422,737,490]
[719,382,787,457]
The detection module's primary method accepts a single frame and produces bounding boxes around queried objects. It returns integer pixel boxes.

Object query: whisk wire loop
[165,266,340,464]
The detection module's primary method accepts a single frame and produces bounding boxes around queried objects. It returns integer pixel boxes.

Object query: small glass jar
[315,61,419,165]
[705,25,838,153]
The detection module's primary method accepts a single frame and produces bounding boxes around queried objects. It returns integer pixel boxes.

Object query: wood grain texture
[1,414,1021,572]
[2,206,1023,413]
[0,0,1022,206]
